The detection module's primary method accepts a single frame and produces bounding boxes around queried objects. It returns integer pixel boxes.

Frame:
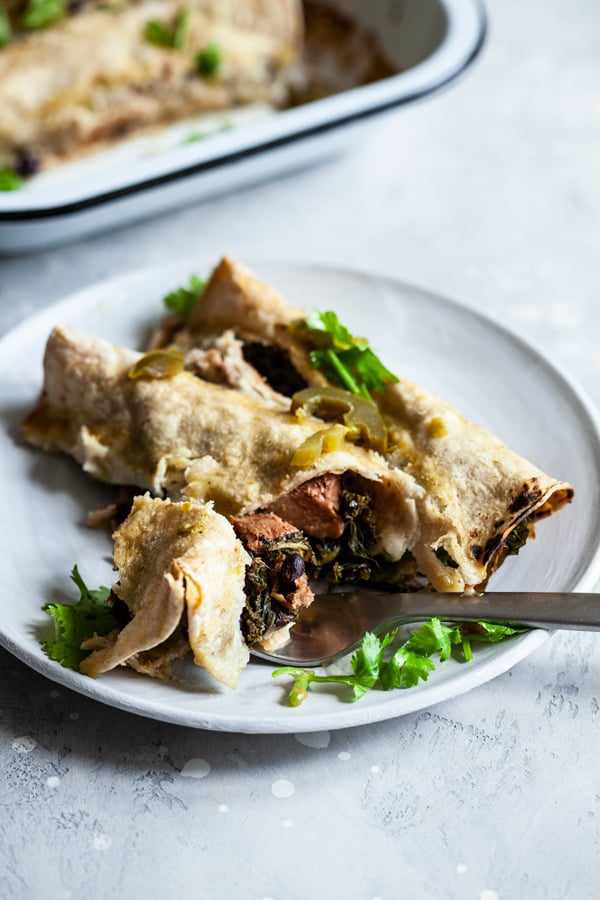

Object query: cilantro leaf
[468,621,528,642]
[380,650,436,690]
[172,7,190,49]
[296,310,398,401]
[163,274,206,319]
[195,42,222,77]
[350,630,392,698]
[41,566,118,671]
[144,8,189,49]
[305,310,356,350]
[379,618,458,689]
[0,8,12,47]
[20,0,65,30]
[0,168,23,192]
[404,617,452,658]
[453,621,528,662]
[144,19,174,47]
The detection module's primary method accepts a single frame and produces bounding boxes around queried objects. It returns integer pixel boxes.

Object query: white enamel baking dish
[0,0,486,254]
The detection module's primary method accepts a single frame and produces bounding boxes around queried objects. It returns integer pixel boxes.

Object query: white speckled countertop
[1,1,600,898]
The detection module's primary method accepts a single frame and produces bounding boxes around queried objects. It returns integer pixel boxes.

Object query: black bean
[14,148,40,178]
[242,341,307,397]
[280,552,305,591]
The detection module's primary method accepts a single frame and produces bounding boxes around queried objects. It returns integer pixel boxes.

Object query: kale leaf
[309,484,399,586]
[240,558,275,645]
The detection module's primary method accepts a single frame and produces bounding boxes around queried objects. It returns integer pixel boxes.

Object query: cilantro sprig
[163,273,206,319]
[296,310,398,402]
[273,618,528,706]
[41,566,118,671]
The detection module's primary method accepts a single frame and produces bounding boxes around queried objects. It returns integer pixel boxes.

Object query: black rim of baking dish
[0,6,487,224]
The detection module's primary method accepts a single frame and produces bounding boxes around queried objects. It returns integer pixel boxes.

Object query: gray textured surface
[1,1,600,898]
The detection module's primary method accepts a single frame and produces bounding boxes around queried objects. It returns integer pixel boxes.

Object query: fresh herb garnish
[171,7,190,49]
[144,19,172,46]
[195,42,222,77]
[295,310,398,402]
[273,617,528,705]
[182,131,207,144]
[163,273,206,319]
[20,0,65,30]
[144,8,189,49]
[41,566,118,671]
[0,8,12,46]
[181,121,233,145]
[0,168,24,192]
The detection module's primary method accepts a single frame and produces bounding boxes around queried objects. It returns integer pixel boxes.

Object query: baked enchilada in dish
[0,0,393,178]
[23,258,574,688]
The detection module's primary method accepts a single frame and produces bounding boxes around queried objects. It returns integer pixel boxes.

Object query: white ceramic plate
[1,260,599,733]
[0,0,486,253]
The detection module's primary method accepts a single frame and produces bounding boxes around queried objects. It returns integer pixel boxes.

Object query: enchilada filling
[233,471,423,647]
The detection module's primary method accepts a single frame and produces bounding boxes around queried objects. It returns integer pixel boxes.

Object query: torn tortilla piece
[81,494,251,688]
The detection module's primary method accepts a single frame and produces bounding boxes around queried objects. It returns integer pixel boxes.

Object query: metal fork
[250,591,600,667]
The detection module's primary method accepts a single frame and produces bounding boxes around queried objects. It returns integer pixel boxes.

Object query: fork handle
[336,591,600,632]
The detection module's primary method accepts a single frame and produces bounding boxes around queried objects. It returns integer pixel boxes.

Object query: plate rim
[1,256,599,734]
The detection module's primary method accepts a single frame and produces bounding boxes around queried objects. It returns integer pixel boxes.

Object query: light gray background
[1,1,599,898]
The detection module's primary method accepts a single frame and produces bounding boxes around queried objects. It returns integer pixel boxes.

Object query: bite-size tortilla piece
[81,494,251,688]
[153,256,575,591]
[0,0,303,170]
